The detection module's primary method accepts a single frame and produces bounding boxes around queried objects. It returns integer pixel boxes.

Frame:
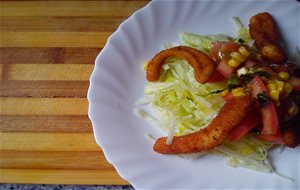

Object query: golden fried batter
[249,12,286,63]
[146,46,215,84]
[153,95,256,154]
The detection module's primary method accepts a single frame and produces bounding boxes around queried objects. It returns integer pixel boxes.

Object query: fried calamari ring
[146,46,215,84]
[153,95,256,154]
[249,12,286,63]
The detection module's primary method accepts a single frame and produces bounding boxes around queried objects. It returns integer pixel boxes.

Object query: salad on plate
[135,12,300,178]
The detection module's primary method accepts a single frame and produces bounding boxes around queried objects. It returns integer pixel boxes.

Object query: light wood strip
[0,47,100,64]
[7,64,94,81]
[0,169,128,185]
[0,32,110,47]
[0,115,92,133]
[0,81,89,98]
[0,98,88,115]
[0,17,123,32]
[0,151,112,170]
[0,1,148,17]
[0,132,99,151]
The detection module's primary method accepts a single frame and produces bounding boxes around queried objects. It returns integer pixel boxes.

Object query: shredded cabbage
[180,32,232,52]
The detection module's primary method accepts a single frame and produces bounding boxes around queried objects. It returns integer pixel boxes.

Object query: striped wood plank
[0,98,88,115]
[0,17,123,32]
[0,151,113,170]
[7,64,94,81]
[1,1,148,17]
[0,81,89,98]
[0,169,128,185]
[0,115,92,133]
[0,132,99,151]
[0,48,100,64]
[1,32,111,47]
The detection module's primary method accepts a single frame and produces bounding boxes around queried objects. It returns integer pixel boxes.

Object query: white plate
[88,0,300,189]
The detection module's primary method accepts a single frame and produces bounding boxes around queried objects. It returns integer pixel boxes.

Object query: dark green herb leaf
[257,92,268,107]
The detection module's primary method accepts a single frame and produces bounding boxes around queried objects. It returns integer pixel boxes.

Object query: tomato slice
[260,102,279,135]
[251,76,279,135]
[289,76,300,91]
[210,42,240,61]
[227,111,260,143]
[217,60,236,78]
[256,132,283,144]
[207,70,226,83]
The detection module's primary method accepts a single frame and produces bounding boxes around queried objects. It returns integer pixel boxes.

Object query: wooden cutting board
[0,0,149,185]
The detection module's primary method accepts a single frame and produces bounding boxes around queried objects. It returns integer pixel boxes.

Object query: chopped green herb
[228,74,241,89]
[257,92,268,107]
[238,38,245,43]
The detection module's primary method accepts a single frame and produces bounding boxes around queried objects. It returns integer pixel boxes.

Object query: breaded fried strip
[146,46,215,84]
[249,12,286,63]
[153,96,256,154]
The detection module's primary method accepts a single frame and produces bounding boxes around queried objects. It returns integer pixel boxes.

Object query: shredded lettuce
[180,32,232,52]
[232,16,252,43]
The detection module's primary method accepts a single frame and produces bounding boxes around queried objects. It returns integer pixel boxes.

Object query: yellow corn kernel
[232,87,245,97]
[270,90,280,101]
[237,67,249,77]
[276,80,285,92]
[267,82,277,91]
[230,52,246,62]
[228,58,241,67]
[143,60,150,70]
[288,105,299,115]
[284,82,293,94]
[278,72,290,81]
[238,46,250,57]
[220,89,229,97]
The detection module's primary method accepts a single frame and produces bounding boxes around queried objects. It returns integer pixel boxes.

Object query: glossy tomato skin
[227,111,260,143]
[217,60,236,78]
[251,76,279,135]
[256,132,284,144]
[210,42,240,61]
[207,70,226,83]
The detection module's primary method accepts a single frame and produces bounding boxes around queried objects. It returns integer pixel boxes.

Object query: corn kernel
[232,87,245,97]
[237,67,249,77]
[267,83,277,91]
[278,72,290,81]
[270,90,280,101]
[288,105,299,115]
[230,52,246,62]
[220,89,229,97]
[228,58,241,67]
[238,46,250,57]
[276,80,285,92]
[284,82,293,94]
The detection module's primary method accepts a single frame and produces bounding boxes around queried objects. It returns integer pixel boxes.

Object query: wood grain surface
[0,0,149,185]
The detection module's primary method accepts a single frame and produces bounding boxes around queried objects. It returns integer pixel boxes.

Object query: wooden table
[0,0,149,185]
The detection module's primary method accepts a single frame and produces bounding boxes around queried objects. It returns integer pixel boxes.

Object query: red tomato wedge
[260,102,279,135]
[289,76,300,91]
[217,60,236,78]
[251,76,279,135]
[210,42,240,61]
[256,132,284,144]
[207,70,226,83]
[227,111,260,143]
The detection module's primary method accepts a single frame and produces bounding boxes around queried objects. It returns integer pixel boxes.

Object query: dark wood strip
[0,151,112,170]
[0,115,92,133]
[0,81,89,97]
[0,47,100,64]
[0,17,123,32]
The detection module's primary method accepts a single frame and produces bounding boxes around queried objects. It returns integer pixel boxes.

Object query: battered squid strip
[153,95,256,154]
[249,12,287,63]
[146,46,215,84]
